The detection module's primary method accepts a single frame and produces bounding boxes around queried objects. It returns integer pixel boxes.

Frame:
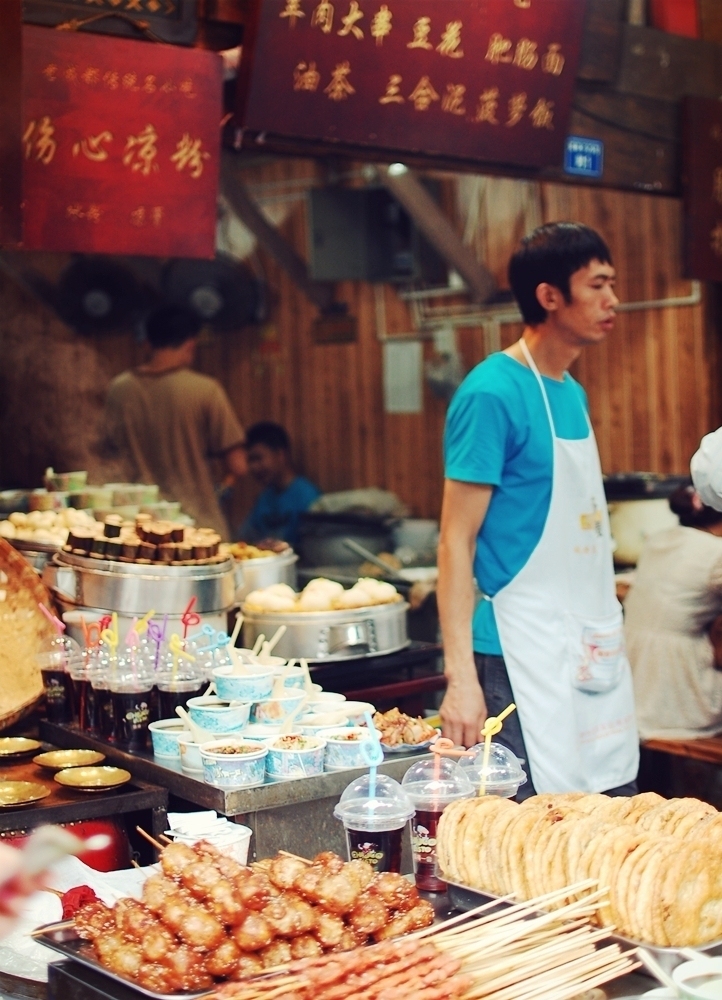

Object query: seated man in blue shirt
[238,422,320,547]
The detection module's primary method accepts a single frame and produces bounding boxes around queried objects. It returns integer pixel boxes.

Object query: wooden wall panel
[0,161,717,527]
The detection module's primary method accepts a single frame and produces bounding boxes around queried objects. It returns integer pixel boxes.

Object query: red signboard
[239,0,586,169]
[0,0,23,246]
[682,96,722,281]
[22,26,222,257]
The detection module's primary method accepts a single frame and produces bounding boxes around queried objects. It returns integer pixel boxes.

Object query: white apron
[491,342,639,793]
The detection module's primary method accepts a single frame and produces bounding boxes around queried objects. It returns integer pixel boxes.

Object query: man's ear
[535,282,561,314]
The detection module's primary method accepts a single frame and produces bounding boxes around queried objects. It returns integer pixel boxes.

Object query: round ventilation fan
[55,258,146,333]
[161,257,263,332]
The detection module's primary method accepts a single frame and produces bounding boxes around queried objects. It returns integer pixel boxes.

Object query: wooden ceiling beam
[220,152,334,313]
[379,165,496,304]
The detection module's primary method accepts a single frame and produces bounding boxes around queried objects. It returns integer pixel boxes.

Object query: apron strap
[518,339,592,437]
[519,339,556,437]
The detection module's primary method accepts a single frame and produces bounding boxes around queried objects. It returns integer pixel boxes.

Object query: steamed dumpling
[297,589,334,612]
[356,578,400,604]
[304,578,345,600]
[265,583,298,600]
[244,588,298,612]
[333,584,375,609]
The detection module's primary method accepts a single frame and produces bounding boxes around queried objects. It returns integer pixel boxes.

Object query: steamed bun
[265,583,298,600]
[297,589,334,612]
[304,578,345,600]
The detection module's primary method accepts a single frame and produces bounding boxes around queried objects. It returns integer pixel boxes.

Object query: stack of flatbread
[437,791,722,947]
[0,538,56,729]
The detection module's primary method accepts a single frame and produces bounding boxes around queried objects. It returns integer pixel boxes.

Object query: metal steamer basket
[241,601,409,661]
[43,551,238,639]
[234,549,298,603]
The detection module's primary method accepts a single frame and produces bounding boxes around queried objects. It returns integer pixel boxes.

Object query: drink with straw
[402,756,474,892]
[334,772,414,873]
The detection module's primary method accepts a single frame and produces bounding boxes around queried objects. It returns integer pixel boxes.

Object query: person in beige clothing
[99,306,246,539]
[625,485,722,740]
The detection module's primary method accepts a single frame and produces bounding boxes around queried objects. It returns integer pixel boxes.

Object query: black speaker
[308,186,447,285]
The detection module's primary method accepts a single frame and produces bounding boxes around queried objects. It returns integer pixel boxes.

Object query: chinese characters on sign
[21,26,221,256]
[239,0,585,169]
[682,97,722,281]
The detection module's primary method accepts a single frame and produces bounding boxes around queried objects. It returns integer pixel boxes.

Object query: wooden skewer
[158,833,172,844]
[31,919,76,937]
[135,825,164,851]
[131,858,142,869]
[277,849,312,865]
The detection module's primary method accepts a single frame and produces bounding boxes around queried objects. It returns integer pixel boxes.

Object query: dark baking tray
[36,923,208,1000]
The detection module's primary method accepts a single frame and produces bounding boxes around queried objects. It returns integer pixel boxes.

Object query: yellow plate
[33,750,106,770]
[0,737,42,757]
[54,766,131,792]
[0,780,51,807]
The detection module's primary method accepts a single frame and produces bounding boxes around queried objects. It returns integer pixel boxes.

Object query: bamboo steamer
[0,538,56,730]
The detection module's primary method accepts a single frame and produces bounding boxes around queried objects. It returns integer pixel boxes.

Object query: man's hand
[440,675,488,749]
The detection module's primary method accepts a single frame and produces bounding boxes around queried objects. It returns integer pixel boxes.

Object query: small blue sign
[564,136,604,178]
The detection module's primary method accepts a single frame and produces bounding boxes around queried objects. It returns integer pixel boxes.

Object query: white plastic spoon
[279,696,308,734]
[251,634,266,657]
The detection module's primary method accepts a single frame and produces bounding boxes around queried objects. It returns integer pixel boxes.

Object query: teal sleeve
[444,388,510,487]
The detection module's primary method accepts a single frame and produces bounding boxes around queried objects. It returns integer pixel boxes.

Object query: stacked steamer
[241,578,408,662]
[437,790,722,947]
[74,841,434,993]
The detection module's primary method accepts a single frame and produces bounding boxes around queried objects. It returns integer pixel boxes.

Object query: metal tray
[445,879,722,979]
[35,923,208,1000]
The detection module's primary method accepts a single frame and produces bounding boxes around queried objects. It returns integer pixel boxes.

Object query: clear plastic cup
[109,661,155,750]
[36,635,83,725]
[459,741,527,798]
[402,757,474,892]
[334,773,415,873]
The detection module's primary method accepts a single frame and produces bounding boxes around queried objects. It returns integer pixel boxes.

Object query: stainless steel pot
[234,550,298,603]
[43,550,237,616]
[241,601,409,661]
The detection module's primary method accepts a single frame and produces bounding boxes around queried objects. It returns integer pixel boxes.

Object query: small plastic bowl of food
[300,712,349,736]
[200,739,268,789]
[187,696,252,733]
[251,692,306,726]
[177,738,204,776]
[265,734,326,780]
[306,692,346,712]
[319,727,375,771]
[148,720,189,759]
[278,666,307,690]
[212,665,275,702]
[341,701,377,725]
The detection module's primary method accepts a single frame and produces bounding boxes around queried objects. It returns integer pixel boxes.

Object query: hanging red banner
[238,0,585,169]
[22,26,222,257]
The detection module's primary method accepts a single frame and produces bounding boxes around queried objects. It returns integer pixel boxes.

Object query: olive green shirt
[101,367,244,539]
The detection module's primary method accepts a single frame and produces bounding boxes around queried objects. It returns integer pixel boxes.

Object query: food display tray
[445,879,722,979]
[35,923,208,1000]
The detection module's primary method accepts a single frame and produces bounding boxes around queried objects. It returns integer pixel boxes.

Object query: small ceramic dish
[177,738,204,776]
[300,712,349,735]
[54,766,131,792]
[306,692,346,712]
[251,692,306,726]
[265,734,326,780]
[187,696,252,733]
[200,739,267,789]
[0,780,51,807]
[0,737,41,759]
[319,727,376,771]
[33,749,106,770]
[340,701,377,725]
[213,665,275,702]
[148,720,189,759]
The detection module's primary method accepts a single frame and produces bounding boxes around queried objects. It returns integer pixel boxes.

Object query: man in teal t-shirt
[238,422,320,547]
[439,222,639,800]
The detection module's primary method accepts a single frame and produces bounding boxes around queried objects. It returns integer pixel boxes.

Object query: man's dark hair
[669,484,722,529]
[145,305,202,349]
[245,421,291,452]
[508,222,613,326]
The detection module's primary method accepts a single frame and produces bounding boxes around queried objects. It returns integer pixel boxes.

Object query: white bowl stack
[165,811,252,864]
